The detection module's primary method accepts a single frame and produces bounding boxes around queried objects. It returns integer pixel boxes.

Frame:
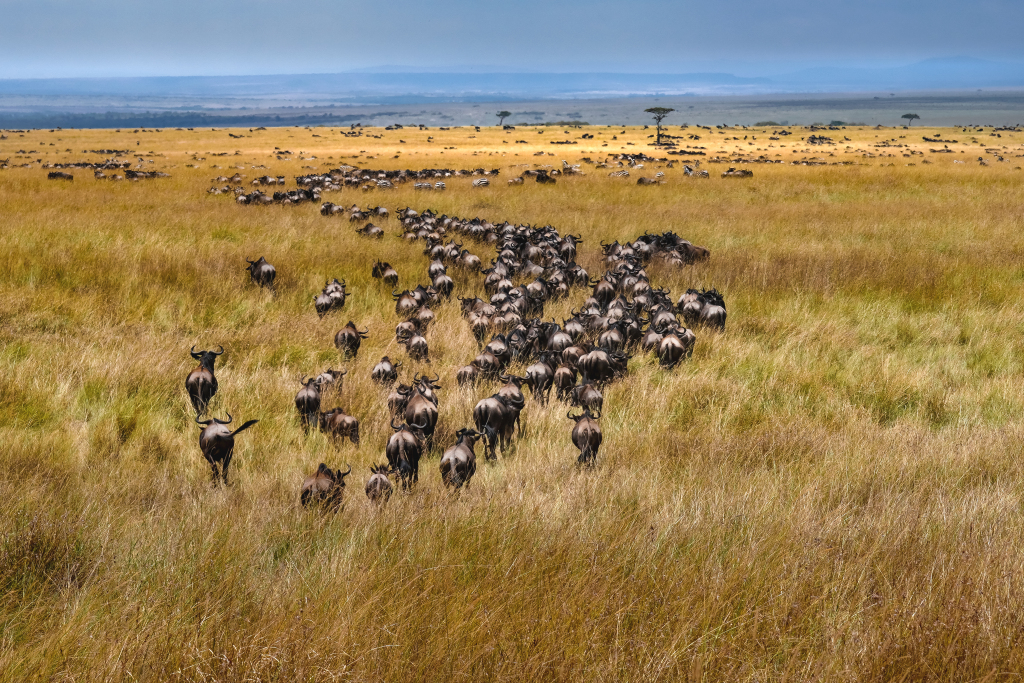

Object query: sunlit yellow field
[1,121,1024,681]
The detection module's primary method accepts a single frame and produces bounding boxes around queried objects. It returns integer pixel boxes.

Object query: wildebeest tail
[231,419,260,436]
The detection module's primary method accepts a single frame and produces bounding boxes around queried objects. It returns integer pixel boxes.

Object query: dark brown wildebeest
[245,256,276,290]
[428,259,447,279]
[196,414,259,484]
[677,289,703,324]
[185,345,223,415]
[295,376,322,429]
[386,418,428,489]
[372,261,399,287]
[393,289,420,317]
[415,306,435,329]
[658,330,691,368]
[387,383,413,415]
[525,352,558,404]
[356,223,384,238]
[334,321,369,358]
[698,289,727,330]
[48,171,73,180]
[403,376,440,449]
[432,273,455,299]
[399,333,430,363]
[395,319,420,341]
[371,356,401,385]
[439,429,483,490]
[314,368,346,395]
[473,393,523,460]
[300,463,352,509]
[366,463,394,505]
[456,364,481,387]
[472,351,503,380]
[319,407,360,445]
[568,408,602,466]
[570,382,604,413]
[553,364,578,401]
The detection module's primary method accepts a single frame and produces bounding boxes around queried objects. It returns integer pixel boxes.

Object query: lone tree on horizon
[901,113,921,126]
[645,107,675,144]
[497,110,512,126]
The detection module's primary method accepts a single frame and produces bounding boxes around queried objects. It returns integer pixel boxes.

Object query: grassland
[1,121,1024,681]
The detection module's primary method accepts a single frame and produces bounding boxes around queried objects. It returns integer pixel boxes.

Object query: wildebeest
[366,463,394,505]
[356,223,384,238]
[334,321,369,358]
[319,407,360,445]
[456,364,481,386]
[372,261,399,287]
[185,345,223,415]
[300,463,352,509]
[386,418,428,489]
[196,414,259,484]
[473,393,523,460]
[399,333,430,363]
[439,428,483,490]
[371,356,401,385]
[553,364,578,401]
[568,408,602,466]
[403,375,441,449]
[314,279,347,317]
[314,368,346,395]
[698,289,727,329]
[48,171,73,180]
[245,256,276,290]
[570,382,604,413]
[295,376,322,429]
[525,353,558,404]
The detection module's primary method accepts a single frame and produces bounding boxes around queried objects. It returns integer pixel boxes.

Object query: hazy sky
[2,0,1023,78]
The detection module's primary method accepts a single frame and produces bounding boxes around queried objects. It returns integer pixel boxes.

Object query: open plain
[2,121,1024,681]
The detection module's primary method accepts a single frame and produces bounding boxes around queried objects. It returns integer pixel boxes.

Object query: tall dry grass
[1,123,1023,680]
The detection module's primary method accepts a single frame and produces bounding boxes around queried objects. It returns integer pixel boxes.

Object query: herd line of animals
[186,206,726,510]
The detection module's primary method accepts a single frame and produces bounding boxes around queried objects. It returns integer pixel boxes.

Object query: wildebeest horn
[431,373,440,382]
[213,346,224,355]
[245,257,254,264]
[411,416,430,430]
[195,416,213,426]
[299,375,308,385]
[391,418,400,431]
[190,345,202,359]
[339,464,352,480]
[338,369,348,376]
[394,361,402,368]
[214,413,233,425]
[567,410,581,420]
[392,289,400,299]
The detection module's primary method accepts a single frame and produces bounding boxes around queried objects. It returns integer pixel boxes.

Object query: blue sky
[1,0,1023,78]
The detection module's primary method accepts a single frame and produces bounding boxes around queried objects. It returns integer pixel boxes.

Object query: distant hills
[0,58,1021,104]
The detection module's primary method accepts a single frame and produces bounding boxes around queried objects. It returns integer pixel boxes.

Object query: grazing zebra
[683,165,709,179]
[434,182,446,190]
[377,179,394,189]
[655,172,665,178]
[609,170,630,178]
[472,178,489,187]
[414,182,433,190]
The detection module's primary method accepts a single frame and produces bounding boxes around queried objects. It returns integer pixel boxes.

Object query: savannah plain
[1,120,1024,681]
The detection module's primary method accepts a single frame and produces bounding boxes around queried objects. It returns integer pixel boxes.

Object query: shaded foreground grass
[1,124,1024,680]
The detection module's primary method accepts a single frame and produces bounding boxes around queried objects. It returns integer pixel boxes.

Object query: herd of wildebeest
[186,205,726,510]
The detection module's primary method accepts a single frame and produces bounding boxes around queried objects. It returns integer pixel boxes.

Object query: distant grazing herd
[184,201,725,509]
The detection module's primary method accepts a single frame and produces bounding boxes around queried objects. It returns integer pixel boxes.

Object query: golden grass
[1,122,1024,681]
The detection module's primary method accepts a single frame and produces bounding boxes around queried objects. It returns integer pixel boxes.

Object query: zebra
[655,172,665,178]
[414,182,432,190]
[472,178,489,187]
[683,165,709,179]
[376,179,394,189]
[609,170,629,178]
[434,182,446,190]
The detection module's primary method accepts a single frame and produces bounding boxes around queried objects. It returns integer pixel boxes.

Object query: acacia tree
[901,113,921,126]
[497,110,512,126]
[645,107,675,144]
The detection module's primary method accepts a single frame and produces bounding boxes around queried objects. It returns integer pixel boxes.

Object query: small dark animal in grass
[386,418,428,489]
[245,256,276,289]
[196,414,259,484]
[295,376,322,429]
[185,345,223,415]
[553,364,578,401]
[319,407,360,445]
[334,321,369,358]
[48,171,73,180]
[440,429,483,490]
[371,356,401,385]
[356,223,384,238]
[456,364,481,386]
[568,408,602,466]
[366,463,394,505]
[300,463,352,510]
[372,261,399,287]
